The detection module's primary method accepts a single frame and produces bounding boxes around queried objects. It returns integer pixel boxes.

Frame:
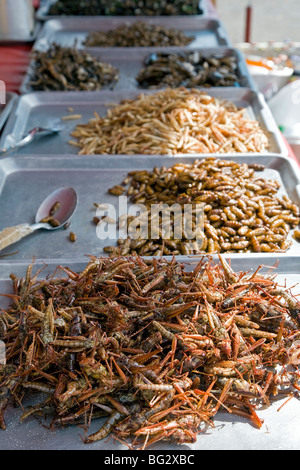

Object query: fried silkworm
[102,157,299,255]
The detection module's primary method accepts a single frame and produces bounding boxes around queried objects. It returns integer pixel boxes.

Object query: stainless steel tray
[19,46,254,95]
[33,16,229,50]
[36,0,209,21]
[0,253,300,450]
[0,88,287,157]
[0,154,299,266]
[0,92,17,134]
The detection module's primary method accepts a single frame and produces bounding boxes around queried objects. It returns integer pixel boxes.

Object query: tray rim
[0,149,298,168]
[1,255,300,286]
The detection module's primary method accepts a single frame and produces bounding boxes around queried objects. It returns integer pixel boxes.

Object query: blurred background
[215,0,300,43]
[213,0,300,161]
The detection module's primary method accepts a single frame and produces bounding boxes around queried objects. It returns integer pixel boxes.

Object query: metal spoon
[0,126,62,156]
[0,187,77,252]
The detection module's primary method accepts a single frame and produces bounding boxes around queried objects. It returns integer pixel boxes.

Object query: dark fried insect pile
[48,0,203,16]
[136,52,242,88]
[28,44,119,91]
[0,256,300,448]
[84,21,194,47]
[103,157,300,256]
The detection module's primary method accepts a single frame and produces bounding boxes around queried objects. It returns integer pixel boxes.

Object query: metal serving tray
[36,0,210,21]
[0,88,287,157]
[33,16,229,51]
[0,92,17,135]
[0,154,299,266]
[19,46,254,95]
[0,253,300,450]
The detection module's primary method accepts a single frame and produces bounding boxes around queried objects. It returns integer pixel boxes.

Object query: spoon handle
[0,223,34,251]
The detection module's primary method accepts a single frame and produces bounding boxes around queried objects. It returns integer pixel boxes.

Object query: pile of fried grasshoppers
[0,255,300,448]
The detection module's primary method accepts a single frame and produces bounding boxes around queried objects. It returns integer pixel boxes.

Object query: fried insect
[84,21,194,47]
[70,88,270,155]
[103,157,299,255]
[69,232,77,243]
[48,0,202,16]
[137,52,242,88]
[29,43,119,92]
[0,256,300,448]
